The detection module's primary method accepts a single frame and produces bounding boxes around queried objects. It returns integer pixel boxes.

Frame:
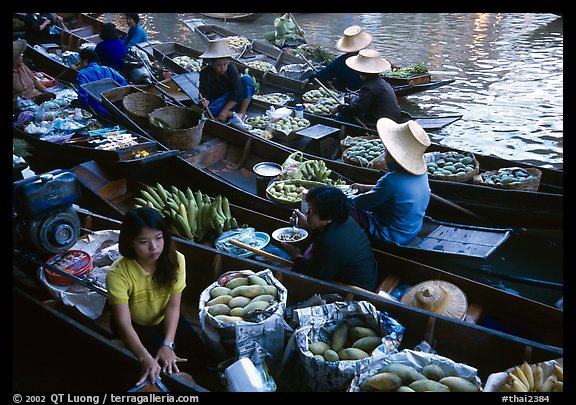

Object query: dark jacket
[199,62,242,102]
[337,74,403,125]
[308,53,364,92]
[95,38,126,72]
[292,217,378,291]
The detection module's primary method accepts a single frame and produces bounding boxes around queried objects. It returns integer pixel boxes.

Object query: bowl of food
[272,227,308,243]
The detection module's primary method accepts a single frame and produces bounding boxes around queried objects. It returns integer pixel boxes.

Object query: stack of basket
[122,92,167,128]
[148,106,204,150]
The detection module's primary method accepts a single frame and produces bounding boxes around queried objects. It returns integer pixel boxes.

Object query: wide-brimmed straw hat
[400,280,468,320]
[13,39,27,62]
[200,38,236,59]
[376,118,431,175]
[345,48,391,74]
[335,25,373,53]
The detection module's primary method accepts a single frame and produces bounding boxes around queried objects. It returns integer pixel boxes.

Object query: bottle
[295,103,304,119]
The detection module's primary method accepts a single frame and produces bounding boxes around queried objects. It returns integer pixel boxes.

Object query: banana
[222,196,231,220]
[134,197,149,207]
[194,190,204,209]
[552,363,563,381]
[170,185,182,205]
[141,190,163,210]
[187,195,198,235]
[185,186,194,202]
[156,182,168,203]
[178,189,187,206]
[166,200,179,213]
[513,366,531,391]
[146,185,164,208]
[553,380,563,392]
[532,365,544,392]
[521,361,534,390]
[539,375,557,392]
[229,217,238,229]
[510,379,528,392]
[508,373,528,392]
[179,203,190,230]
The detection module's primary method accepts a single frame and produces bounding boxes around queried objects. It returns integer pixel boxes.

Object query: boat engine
[13,170,82,255]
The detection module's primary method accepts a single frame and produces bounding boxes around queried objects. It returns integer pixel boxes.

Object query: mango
[439,376,479,392]
[323,349,339,362]
[421,364,445,381]
[248,274,269,286]
[349,326,377,342]
[396,386,415,392]
[210,286,232,298]
[214,314,244,323]
[207,303,231,316]
[227,296,251,309]
[309,341,330,356]
[330,322,349,352]
[242,300,270,315]
[342,347,369,360]
[382,363,425,384]
[352,336,382,354]
[224,277,249,289]
[261,285,278,298]
[205,294,232,306]
[250,294,275,303]
[229,285,265,298]
[408,379,450,392]
[366,372,402,392]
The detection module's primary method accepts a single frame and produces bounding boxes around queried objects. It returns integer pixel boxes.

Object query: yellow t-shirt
[106,251,186,326]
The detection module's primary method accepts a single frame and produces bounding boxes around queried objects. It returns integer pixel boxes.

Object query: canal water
[101,12,563,171]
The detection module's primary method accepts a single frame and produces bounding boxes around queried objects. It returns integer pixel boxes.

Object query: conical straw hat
[401,280,468,320]
[376,118,431,175]
[335,25,373,53]
[345,48,391,74]
[200,38,236,59]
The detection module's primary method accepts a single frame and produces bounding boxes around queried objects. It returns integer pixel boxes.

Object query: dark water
[101,12,563,171]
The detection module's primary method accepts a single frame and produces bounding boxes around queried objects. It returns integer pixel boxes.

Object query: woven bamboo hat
[200,38,236,59]
[335,25,373,53]
[376,118,431,175]
[13,39,27,62]
[345,48,391,74]
[400,280,468,320]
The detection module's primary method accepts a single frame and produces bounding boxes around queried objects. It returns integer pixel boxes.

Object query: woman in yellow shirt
[106,207,208,386]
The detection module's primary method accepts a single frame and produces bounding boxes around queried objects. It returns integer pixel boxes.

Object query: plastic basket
[122,92,167,128]
[148,106,204,150]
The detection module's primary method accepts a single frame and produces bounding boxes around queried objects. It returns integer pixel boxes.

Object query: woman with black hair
[282,185,378,291]
[106,207,209,386]
[124,13,149,50]
[94,22,126,72]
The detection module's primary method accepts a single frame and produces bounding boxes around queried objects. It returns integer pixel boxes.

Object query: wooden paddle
[228,239,293,267]
[198,92,216,120]
[287,13,308,44]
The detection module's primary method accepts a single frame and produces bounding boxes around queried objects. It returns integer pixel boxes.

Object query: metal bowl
[253,162,283,178]
[271,227,308,243]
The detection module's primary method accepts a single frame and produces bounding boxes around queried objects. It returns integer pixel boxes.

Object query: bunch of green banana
[133,183,239,242]
[299,159,345,186]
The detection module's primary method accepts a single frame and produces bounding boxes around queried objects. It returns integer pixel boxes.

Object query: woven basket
[148,106,204,150]
[473,167,541,191]
[122,92,167,128]
[424,151,479,183]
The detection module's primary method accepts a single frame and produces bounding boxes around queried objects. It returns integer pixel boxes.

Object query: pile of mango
[204,274,279,323]
[246,60,277,73]
[302,88,341,103]
[245,114,269,130]
[477,167,539,188]
[267,179,323,205]
[305,97,339,116]
[308,320,384,362]
[252,93,290,105]
[226,36,250,52]
[173,55,202,72]
[425,152,477,180]
[270,116,310,134]
[359,362,480,392]
[342,138,386,166]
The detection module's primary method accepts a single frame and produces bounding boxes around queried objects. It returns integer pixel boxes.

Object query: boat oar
[228,239,293,267]
[198,92,216,120]
[429,193,494,226]
[287,13,308,44]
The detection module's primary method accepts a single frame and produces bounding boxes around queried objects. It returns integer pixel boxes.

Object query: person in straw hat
[334,48,403,125]
[199,38,257,123]
[13,39,56,108]
[347,118,432,245]
[304,25,373,92]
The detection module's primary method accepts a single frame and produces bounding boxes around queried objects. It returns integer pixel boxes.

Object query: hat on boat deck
[345,48,391,74]
[200,38,236,59]
[376,118,431,175]
[400,280,469,320]
[13,39,28,62]
[335,25,373,53]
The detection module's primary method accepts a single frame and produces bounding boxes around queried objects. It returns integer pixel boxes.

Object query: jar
[295,104,304,119]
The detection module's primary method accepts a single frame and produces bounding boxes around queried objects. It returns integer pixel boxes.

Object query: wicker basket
[473,167,541,191]
[122,92,167,128]
[148,106,204,150]
[424,151,479,183]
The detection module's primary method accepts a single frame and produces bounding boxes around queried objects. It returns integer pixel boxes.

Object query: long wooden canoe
[13,203,562,392]
[93,89,564,232]
[182,18,456,97]
[199,13,265,23]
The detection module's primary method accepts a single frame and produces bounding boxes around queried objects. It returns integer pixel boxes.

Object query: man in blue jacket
[75,48,127,115]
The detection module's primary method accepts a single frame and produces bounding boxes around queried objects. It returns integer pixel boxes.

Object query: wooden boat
[182,18,455,97]
[93,89,563,232]
[12,187,562,392]
[150,41,462,133]
[12,82,177,174]
[199,13,264,23]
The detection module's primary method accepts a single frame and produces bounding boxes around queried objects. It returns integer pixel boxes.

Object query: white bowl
[271,227,308,243]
